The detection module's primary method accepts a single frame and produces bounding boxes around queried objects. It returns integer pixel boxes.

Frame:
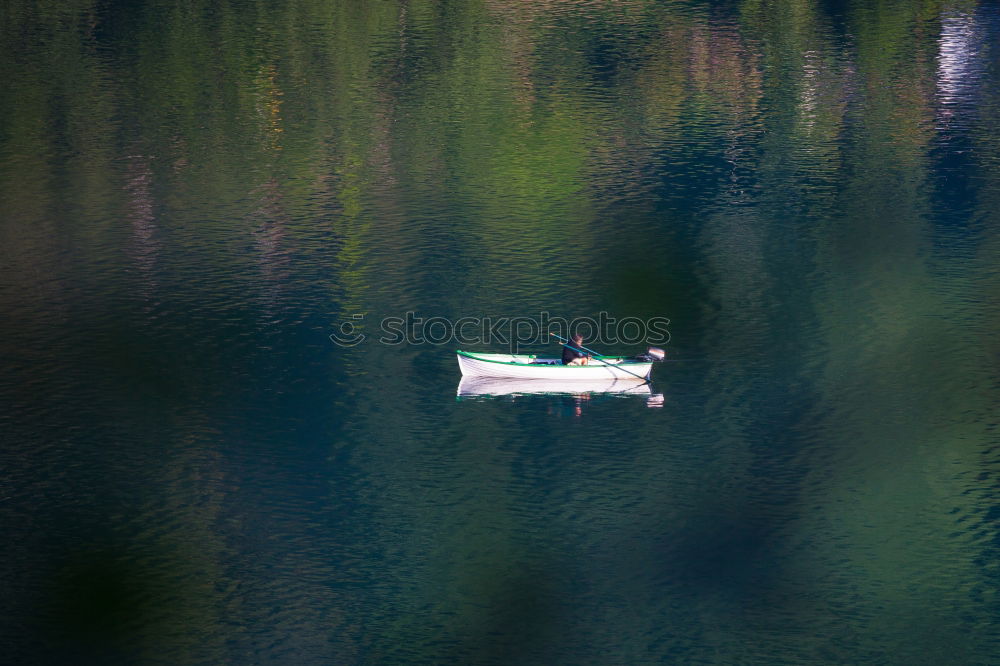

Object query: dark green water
[3,0,1000,663]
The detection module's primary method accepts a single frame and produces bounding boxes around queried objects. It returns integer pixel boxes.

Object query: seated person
[562,334,591,366]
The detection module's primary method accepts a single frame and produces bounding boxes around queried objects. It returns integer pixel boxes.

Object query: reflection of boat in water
[457,376,652,398]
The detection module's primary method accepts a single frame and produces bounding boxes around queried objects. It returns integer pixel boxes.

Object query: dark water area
[2,0,1000,663]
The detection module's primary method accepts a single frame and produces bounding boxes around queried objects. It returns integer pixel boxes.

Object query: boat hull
[458,376,651,397]
[456,351,652,380]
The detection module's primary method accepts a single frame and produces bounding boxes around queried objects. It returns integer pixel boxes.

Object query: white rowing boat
[456,350,654,380]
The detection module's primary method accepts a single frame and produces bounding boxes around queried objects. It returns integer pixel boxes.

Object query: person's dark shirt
[562,343,586,365]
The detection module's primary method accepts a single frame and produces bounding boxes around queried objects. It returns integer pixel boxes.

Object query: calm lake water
[3,1,1000,663]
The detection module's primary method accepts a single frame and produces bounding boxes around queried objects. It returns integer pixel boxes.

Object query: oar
[550,332,650,382]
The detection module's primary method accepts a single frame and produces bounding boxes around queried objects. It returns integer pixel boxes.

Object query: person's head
[572,333,584,344]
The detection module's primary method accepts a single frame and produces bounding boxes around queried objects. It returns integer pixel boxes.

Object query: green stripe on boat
[455,350,634,367]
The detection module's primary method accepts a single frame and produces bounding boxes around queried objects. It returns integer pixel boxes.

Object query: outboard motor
[632,347,666,362]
